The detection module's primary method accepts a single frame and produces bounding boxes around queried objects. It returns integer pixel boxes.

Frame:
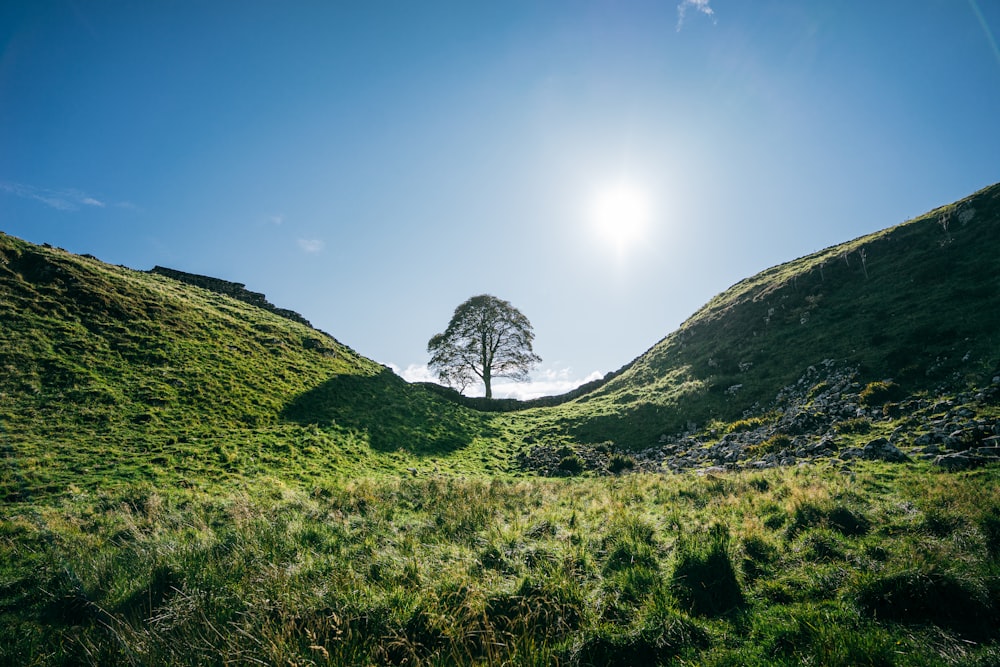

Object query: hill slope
[517,183,1000,465]
[0,235,496,499]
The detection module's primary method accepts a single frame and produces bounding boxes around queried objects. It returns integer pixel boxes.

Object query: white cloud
[677,0,715,31]
[389,363,440,384]
[297,238,325,253]
[389,363,605,401]
[491,368,605,400]
[269,214,284,225]
[0,181,111,210]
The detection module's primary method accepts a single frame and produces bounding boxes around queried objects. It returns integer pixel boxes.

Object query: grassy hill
[0,234,518,501]
[3,183,998,487]
[2,184,999,665]
[523,182,1000,449]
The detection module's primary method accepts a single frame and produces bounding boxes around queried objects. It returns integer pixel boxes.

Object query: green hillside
[2,185,999,665]
[532,182,1000,449]
[0,234,512,500]
[3,184,998,489]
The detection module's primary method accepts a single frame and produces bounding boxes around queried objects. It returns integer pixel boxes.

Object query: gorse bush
[558,454,585,476]
[834,416,871,434]
[725,412,780,434]
[858,380,903,406]
[745,433,792,459]
[607,453,635,474]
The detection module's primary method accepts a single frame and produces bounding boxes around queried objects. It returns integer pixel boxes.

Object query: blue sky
[2,1,999,398]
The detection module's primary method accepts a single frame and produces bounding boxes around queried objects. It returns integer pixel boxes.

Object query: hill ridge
[421,182,1000,422]
[148,265,313,328]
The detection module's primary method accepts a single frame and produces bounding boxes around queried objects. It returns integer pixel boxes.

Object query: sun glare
[589,182,652,255]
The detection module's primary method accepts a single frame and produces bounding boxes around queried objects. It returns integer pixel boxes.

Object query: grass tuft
[855,567,997,641]
[670,523,745,617]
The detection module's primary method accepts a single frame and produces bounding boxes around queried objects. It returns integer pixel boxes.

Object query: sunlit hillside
[0,233,519,500]
[523,182,1000,450]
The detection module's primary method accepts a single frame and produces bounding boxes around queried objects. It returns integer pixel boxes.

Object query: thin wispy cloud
[676,0,715,31]
[0,181,109,211]
[297,238,325,253]
[269,214,285,225]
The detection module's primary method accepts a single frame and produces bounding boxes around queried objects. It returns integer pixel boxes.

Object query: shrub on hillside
[745,433,792,459]
[806,382,831,402]
[558,454,585,476]
[834,417,871,435]
[726,416,768,434]
[556,444,575,458]
[859,380,904,406]
[607,453,635,474]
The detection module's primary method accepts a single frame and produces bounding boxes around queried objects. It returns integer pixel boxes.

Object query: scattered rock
[516,363,999,477]
[934,453,979,471]
[934,446,1000,471]
[860,438,910,463]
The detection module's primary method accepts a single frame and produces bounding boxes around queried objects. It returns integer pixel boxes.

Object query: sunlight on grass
[3,465,998,665]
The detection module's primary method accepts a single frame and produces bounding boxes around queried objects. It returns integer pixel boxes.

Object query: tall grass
[3,464,998,665]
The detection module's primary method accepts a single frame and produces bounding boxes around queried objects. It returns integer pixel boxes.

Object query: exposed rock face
[150,266,312,327]
[933,446,1000,471]
[519,363,1000,476]
[841,438,910,463]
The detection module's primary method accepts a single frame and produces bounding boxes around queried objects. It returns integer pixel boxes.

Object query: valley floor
[2,462,999,666]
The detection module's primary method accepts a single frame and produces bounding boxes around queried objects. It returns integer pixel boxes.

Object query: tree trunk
[481,328,492,398]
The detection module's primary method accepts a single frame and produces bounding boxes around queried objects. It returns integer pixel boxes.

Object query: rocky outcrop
[841,438,910,463]
[519,364,1000,476]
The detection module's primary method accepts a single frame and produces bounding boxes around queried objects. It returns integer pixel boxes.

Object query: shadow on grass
[567,402,687,448]
[281,368,479,455]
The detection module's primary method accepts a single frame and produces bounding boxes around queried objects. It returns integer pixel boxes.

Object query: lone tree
[427,294,541,399]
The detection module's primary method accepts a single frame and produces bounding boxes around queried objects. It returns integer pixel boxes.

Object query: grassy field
[2,465,999,665]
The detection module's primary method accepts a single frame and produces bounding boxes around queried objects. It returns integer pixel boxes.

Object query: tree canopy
[427,294,541,399]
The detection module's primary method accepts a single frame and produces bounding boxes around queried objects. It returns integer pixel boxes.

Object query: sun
[589,182,651,255]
